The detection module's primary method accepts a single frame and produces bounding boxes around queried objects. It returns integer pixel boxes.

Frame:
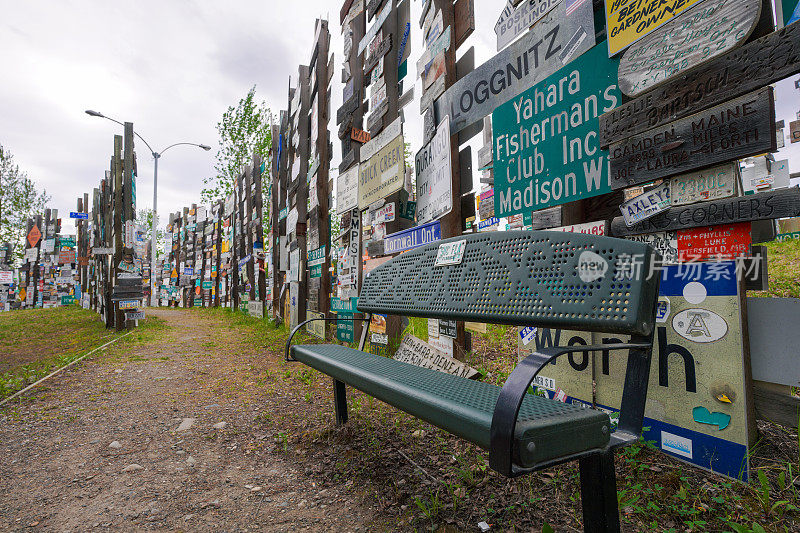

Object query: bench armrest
[285,315,372,362]
[489,340,652,477]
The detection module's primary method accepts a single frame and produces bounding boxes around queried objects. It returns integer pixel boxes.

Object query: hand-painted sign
[415,116,453,223]
[383,220,441,254]
[359,0,392,55]
[609,88,776,189]
[493,44,620,217]
[617,0,762,97]
[604,0,705,56]
[677,222,751,262]
[670,163,738,206]
[599,22,800,146]
[358,134,405,209]
[436,0,595,136]
[351,128,371,144]
[620,181,671,226]
[69,212,89,220]
[522,261,752,480]
[495,0,560,51]
[611,188,800,236]
[394,334,479,379]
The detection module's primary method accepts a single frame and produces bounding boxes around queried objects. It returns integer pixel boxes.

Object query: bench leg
[579,451,620,533]
[333,379,348,425]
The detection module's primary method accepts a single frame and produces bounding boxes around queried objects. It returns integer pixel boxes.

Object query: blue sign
[183,267,194,276]
[384,220,441,255]
[69,212,88,220]
[238,254,252,269]
[477,217,499,230]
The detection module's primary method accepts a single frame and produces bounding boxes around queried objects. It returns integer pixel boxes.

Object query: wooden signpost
[610,187,800,236]
[618,0,763,97]
[609,88,776,190]
[435,0,595,136]
[599,21,800,147]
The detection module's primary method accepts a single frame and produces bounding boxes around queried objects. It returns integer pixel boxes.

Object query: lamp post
[85,110,211,307]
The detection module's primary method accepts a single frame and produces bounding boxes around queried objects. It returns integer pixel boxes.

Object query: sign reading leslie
[605,0,705,56]
[435,0,595,136]
[358,134,405,209]
[415,116,453,223]
[617,0,762,97]
[493,44,621,217]
[609,88,776,190]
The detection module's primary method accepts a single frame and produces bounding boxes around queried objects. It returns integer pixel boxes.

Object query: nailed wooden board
[454,0,475,49]
[364,34,392,75]
[610,187,800,236]
[618,0,762,97]
[609,87,776,189]
[599,21,800,147]
[495,0,559,51]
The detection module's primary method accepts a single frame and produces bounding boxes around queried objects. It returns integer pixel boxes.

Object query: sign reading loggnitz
[435,0,595,136]
[609,87,776,190]
[493,44,621,217]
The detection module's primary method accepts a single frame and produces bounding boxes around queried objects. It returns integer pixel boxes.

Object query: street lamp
[85,110,211,307]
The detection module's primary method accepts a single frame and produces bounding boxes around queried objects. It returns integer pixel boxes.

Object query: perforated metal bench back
[358,230,659,336]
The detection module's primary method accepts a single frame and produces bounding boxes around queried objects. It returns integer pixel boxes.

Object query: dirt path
[0,309,379,532]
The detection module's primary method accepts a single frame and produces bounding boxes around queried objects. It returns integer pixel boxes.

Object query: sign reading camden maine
[605,0,704,56]
[609,88,776,190]
[492,44,621,217]
[671,162,738,206]
[618,0,762,97]
[415,116,453,223]
[358,134,405,209]
[599,22,800,146]
[610,188,800,236]
[384,220,441,254]
[435,0,595,136]
[495,0,560,51]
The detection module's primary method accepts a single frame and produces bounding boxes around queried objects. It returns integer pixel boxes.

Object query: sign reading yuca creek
[609,87,776,189]
[435,0,595,136]
[493,44,621,217]
[605,0,706,56]
[359,134,405,209]
[599,21,800,146]
[618,0,762,97]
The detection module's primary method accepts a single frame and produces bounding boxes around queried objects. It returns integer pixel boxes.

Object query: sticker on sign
[519,326,537,346]
[435,239,467,267]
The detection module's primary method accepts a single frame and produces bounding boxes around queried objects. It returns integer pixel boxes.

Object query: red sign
[27,225,42,247]
[351,128,371,144]
[58,250,77,264]
[678,222,751,262]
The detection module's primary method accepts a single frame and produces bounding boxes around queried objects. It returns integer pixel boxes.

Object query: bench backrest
[358,230,659,337]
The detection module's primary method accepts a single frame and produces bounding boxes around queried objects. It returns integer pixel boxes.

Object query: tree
[0,144,49,266]
[201,86,273,203]
[137,208,165,261]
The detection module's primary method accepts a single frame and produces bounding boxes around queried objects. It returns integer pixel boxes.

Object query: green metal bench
[286,230,660,532]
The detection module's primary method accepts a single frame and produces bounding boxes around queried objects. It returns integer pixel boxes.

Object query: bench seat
[291,343,611,468]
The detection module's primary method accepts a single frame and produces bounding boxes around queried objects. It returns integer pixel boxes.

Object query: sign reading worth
[492,44,621,218]
[436,0,595,136]
[522,262,753,480]
[415,116,453,223]
[617,0,762,97]
[609,87,776,190]
[358,134,405,209]
[604,0,705,56]
[394,334,479,379]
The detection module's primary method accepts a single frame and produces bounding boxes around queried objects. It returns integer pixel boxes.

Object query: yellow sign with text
[605,0,706,56]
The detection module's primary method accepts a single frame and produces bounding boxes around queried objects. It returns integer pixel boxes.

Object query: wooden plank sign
[351,127,371,144]
[599,21,800,147]
[394,334,479,379]
[610,187,800,236]
[618,0,762,97]
[605,0,705,56]
[454,0,475,49]
[435,0,595,136]
[358,133,405,209]
[610,88,776,190]
[495,0,559,51]
[671,162,738,206]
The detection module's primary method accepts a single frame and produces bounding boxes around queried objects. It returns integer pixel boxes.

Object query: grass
[0,306,131,399]
[752,236,800,298]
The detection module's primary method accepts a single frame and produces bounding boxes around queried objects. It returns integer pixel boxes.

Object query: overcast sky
[2,0,798,237]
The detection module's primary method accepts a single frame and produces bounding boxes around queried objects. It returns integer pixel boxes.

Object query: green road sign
[492,44,620,218]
